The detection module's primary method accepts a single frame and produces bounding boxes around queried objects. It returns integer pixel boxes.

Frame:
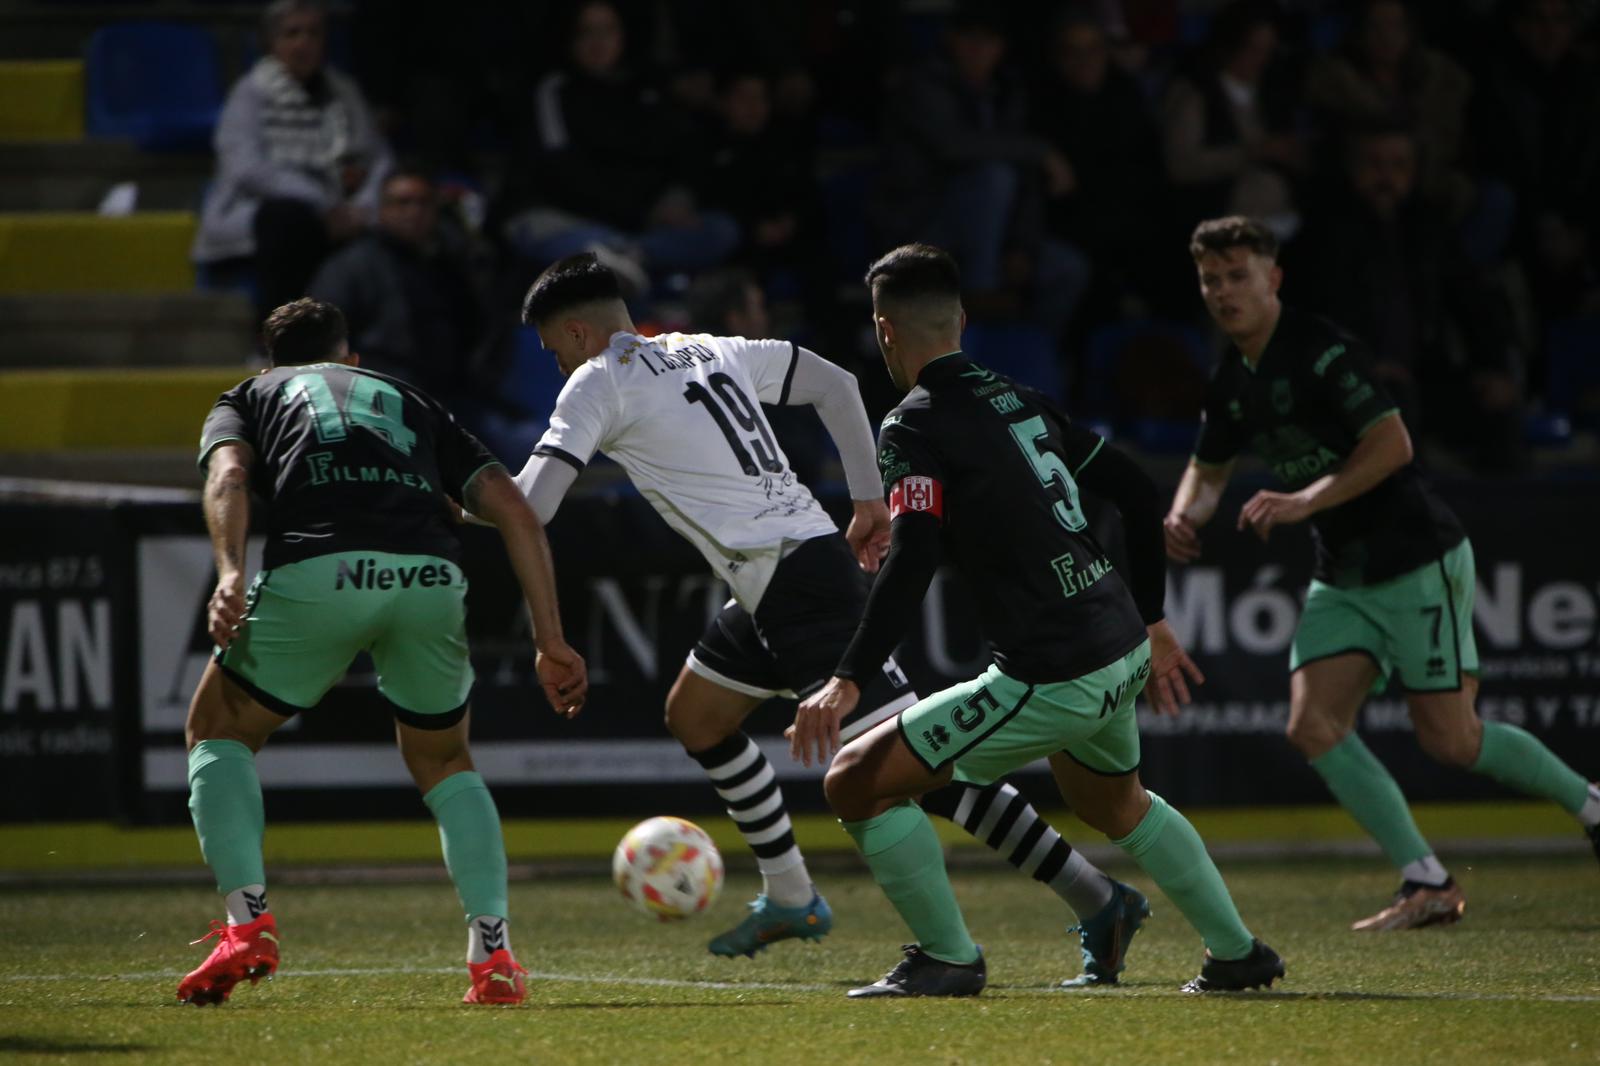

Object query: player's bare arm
[1165,459,1232,563]
[1071,436,1205,715]
[464,464,588,717]
[792,510,943,766]
[844,498,892,573]
[1238,412,1411,542]
[202,441,255,648]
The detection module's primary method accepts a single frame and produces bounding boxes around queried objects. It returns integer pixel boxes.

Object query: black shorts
[688,533,917,740]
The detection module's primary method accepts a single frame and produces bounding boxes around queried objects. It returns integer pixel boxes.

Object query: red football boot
[176,914,280,1006]
[463,949,527,1005]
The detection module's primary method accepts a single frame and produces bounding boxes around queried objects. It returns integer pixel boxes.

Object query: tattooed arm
[202,442,254,649]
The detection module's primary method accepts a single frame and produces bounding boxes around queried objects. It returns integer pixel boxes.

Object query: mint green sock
[1472,721,1589,814]
[1310,733,1433,868]
[1114,792,1254,961]
[187,740,266,895]
[424,771,509,922]
[842,803,978,965]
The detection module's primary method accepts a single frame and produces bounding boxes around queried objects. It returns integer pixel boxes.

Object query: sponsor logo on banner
[138,536,268,733]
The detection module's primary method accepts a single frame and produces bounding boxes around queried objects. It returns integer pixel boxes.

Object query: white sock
[1578,783,1600,828]
[467,916,510,964]
[1399,855,1450,887]
[761,859,815,909]
[1055,849,1116,920]
[224,885,269,926]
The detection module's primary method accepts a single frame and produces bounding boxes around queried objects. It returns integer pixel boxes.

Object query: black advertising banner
[2,477,1597,823]
[0,504,138,820]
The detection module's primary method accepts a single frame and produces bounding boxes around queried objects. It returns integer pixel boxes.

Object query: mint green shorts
[1290,539,1478,694]
[900,639,1151,784]
[217,550,473,726]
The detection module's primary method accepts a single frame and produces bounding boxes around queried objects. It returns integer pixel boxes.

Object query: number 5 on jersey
[1007,415,1087,531]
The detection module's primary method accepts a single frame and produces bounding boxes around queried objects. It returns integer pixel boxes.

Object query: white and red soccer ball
[612,816,724,921]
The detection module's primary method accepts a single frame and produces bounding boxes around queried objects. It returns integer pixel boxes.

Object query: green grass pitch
[2,851,1596,1064]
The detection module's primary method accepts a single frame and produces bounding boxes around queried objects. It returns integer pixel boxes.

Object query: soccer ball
[612,816,724,922]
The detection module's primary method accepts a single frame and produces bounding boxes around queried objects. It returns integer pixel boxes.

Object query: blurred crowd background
[5,0,1599,483]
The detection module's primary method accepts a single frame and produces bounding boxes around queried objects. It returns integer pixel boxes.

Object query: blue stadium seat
[86,22,222,151]
[961,321,1063,399]
[1522,412,1572,448]
[820,163,875,284]
[504,326,567,421]
[1081,319,1208,414]
[1544,317,1600,430]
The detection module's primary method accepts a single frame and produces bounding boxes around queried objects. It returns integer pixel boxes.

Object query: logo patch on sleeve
[890,475,943,519]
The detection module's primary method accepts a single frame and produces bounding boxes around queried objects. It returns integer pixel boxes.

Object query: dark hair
[1189,216,1279,262]
[381,167,435,193]
[521,253,624,325]
[948,3,1007,37]
[262,298,346,365]
[261,0,326,43]
[1207,0,1279,61]
[1345,115,1417,147]
[863,243,963,306]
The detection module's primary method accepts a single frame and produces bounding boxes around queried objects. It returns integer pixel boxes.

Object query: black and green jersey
[861,353,1148,684]
[1193,305,1464,586]
[198,363,500,569]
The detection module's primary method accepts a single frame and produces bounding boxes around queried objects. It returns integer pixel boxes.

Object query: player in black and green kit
[178,299,586,1007]
[1167,217,1600,931]
[792,244,1283,997]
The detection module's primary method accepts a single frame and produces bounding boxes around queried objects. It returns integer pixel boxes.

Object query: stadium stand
[84,21,221,150]
[0,7,256,487]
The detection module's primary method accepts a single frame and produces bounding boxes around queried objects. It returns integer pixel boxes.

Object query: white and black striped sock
[688,733,813,907]
[922,781,1115,921]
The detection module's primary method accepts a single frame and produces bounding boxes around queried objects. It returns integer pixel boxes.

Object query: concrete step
[0,365,250,451]
[0,210,196,292]
[0,140,212,211]
[0,291,255,368]
[0,59,83,141]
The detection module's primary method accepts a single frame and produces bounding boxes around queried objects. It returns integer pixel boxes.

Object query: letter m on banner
[890,476,943,520]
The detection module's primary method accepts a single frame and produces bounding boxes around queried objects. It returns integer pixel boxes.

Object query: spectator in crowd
[502,0,739,284]
[687,267,829,487]
[1287,123,1524,472]
[307,170,485,395]
[697,70,829,310]
[1304,0,1511,266]
[874,8,1089,340]
[1161,0,1306,239]
[192,0,392,320]
[308,170,537,461]
[1032,8,1187,320]
[1473,0,1600,318]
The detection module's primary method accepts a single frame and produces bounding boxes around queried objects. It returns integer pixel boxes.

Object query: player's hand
[846,499,892,573]
[788,677,859,767]
[1145,619,1204,717]
[1237,490,1313,542]
[208,570,247,649]
[1163,512,1202,562]
[535,640,588,719]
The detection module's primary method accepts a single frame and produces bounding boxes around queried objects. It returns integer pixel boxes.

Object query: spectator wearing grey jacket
[192,0,391,320]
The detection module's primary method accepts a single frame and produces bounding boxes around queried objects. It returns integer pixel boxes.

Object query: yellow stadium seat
[0,211,196,293]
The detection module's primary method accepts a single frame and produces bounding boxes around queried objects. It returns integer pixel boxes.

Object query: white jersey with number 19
[531,331,839,609]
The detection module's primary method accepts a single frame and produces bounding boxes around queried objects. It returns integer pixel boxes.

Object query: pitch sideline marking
[2,966,1598,1003]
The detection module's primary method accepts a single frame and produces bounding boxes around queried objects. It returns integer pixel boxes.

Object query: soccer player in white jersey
[512,254,1145,977]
